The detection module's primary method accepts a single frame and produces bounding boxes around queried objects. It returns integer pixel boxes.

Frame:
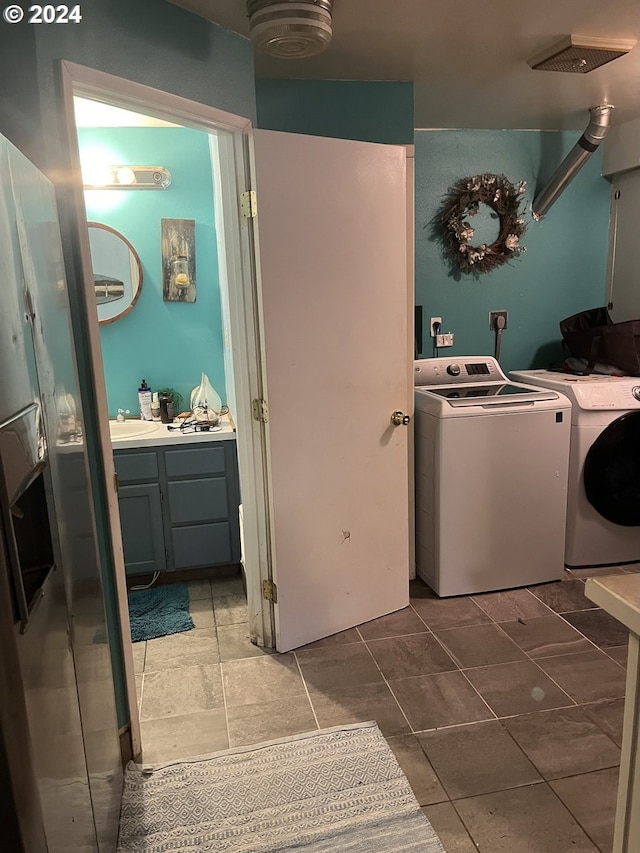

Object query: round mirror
[88,222,143,325]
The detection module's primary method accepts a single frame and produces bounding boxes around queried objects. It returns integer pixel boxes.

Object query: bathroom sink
[109,420,159,439]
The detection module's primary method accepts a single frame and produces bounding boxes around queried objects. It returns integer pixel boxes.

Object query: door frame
[57,61,275,757]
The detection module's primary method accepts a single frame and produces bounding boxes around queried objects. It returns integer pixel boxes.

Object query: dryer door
[584,411,640,526]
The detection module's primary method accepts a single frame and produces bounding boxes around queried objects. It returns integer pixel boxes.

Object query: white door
[251,129,411,652]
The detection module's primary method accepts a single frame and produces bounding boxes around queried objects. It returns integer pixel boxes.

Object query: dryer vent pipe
[531,104,614,221]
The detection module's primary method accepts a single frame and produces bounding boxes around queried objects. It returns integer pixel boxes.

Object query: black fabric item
[560,307,640,376]
[584,412,640,526]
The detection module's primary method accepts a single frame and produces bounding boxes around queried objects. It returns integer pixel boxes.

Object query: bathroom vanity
[111,417,240,576]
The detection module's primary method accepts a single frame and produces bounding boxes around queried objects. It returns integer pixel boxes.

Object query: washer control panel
[573,384,640,410]
[510,370,640,411]
[415,356,504,386]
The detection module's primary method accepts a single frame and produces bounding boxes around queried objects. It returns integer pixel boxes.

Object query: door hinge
[114,472,119,492]
[252,398,269,423]
[240,190,257,218]
[262,578,278,603]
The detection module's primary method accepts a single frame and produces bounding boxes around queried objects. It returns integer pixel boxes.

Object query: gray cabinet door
[114,440,241,573]
[118,483,165,575]
[172,522,232,569]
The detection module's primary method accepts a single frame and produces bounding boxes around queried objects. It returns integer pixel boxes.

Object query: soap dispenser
[151,392,161,421]
[138,379,153,421]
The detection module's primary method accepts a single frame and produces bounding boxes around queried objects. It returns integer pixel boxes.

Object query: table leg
[613,633,640,853]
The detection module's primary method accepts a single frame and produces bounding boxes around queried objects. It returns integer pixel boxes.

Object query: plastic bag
[190,372,222,422]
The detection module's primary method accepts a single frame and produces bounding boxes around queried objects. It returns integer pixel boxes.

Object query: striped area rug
[117,721,445,852]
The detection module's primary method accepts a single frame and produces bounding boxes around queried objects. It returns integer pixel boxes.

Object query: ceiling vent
[528,35,636,73]
[247,0,333,59]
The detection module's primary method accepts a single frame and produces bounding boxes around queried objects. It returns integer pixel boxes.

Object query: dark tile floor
[133,567,638,853]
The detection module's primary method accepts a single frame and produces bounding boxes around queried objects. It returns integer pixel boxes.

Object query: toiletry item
[138,379,153,421]
[159,392,174,424]
[151,392,161,421]
[190,372,222,422]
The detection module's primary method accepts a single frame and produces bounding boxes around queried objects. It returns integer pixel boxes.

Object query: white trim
[405,144,416,579]
[59,61,142,759]
[242,130,279,645]
[60,62,253,136]
[209,130,275,647]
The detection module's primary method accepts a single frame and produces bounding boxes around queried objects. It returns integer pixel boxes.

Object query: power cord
[130,571,160,591]
[432,320,442,357]
[494,314,506,362]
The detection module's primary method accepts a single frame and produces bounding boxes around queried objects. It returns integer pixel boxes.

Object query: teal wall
[256,80,414,143]
[34,0,256,163]
[79,126,225,418]
[415,130,611,372]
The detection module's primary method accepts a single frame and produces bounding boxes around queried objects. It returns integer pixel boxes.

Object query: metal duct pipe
[532,104,614,221]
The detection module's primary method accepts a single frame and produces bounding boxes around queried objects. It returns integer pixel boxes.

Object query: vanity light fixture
[83,165,172,190]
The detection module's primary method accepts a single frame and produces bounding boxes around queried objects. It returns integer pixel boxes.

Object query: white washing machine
[415,356,571,596]
[510,369,640,568]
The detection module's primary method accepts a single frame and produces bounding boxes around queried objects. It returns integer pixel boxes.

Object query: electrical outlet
[489,310,508,330]
[430,316,442,337]
[436,333,454,347]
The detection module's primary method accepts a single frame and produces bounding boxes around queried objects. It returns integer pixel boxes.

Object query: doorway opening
[60,62,276,759]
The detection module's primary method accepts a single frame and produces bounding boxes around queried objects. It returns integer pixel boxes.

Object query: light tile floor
[134,566,639,853]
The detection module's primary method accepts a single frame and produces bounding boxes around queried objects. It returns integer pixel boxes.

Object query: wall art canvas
[161,218,196,302]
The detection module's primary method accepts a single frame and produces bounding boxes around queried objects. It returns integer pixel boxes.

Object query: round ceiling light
[247,0,333,59]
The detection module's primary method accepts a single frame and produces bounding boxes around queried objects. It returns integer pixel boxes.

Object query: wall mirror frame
[88,221,143,324]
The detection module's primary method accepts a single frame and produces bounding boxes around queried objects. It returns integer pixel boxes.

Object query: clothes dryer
[510,370,640,568]
[415,357,571,596]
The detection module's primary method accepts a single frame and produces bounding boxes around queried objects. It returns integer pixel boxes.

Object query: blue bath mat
[128,583,194,642]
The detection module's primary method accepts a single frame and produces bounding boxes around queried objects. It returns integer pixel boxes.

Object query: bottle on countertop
[151,392,161,421]
[138,379,153,421]
[159,392,174,424]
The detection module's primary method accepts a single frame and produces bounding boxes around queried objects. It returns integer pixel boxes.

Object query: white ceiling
[169,0,640,130]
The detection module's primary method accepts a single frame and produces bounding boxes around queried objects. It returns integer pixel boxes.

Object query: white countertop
[109,414,236,450]
[585,574,640,636]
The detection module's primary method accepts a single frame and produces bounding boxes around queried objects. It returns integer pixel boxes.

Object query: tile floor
[133,568,638,853]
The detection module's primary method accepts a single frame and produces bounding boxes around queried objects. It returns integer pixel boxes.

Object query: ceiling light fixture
[247,0,333,59]
[83,165,172,190]
[528,35,636,74]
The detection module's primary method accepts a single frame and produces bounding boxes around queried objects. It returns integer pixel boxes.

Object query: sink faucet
[116,408,130,422]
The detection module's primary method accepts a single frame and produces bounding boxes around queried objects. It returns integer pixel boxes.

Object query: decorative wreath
[436,173,528,276]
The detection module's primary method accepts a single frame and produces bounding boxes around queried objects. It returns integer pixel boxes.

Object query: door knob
[391,410,411,426]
